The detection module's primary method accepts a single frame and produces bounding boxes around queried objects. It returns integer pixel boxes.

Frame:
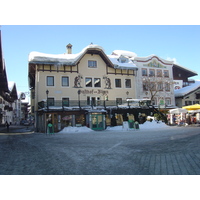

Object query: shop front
[37,110,86,133]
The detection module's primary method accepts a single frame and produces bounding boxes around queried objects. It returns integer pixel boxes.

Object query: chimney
[66,43,72,54]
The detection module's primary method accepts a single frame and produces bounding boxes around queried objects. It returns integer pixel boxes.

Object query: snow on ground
[58,126,94,133]
[107,120,169,131]
[58,120,170,133]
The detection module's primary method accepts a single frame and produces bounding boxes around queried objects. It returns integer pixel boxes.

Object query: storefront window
[62,115,72,127]
[75,114,85,126]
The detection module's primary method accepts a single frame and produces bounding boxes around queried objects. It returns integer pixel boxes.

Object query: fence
[38,100,130,109]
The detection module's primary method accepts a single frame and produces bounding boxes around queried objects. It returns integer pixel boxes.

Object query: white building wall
[134,56,175,107]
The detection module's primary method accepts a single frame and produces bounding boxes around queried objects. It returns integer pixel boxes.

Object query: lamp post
[78,90,81,109]
[126,91,129,107]
[46,90,49,111]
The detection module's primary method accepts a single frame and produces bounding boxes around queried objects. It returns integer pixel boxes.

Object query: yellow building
[28,44,138,132]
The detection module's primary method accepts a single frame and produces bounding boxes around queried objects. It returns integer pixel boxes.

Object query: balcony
[38,100,129,110]
[37,99,151,111]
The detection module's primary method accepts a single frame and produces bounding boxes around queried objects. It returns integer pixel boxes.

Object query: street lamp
[78,90,81,109]
[46,90,49,110]
[126,91,129,107]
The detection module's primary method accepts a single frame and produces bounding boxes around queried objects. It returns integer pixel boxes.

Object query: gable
[135,55,173,67]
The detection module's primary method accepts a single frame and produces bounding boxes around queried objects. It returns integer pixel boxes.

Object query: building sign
[79,89,109,96]
[174,80,183,90]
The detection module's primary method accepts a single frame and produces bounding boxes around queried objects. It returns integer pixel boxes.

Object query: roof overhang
[173,64,198,77]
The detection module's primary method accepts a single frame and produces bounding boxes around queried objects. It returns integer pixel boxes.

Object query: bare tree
[142,76,174,104]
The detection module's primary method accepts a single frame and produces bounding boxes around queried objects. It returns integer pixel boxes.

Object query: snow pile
[139,120,169,129]
[107,120,169,131]
[58,126,94,134]
[58,120,169,134]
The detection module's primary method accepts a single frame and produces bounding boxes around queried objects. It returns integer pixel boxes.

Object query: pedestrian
[5,121,10,132]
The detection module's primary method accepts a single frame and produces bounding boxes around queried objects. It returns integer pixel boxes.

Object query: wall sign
[79,89,108,96]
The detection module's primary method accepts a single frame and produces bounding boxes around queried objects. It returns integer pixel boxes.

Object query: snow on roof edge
[174,80,200,97]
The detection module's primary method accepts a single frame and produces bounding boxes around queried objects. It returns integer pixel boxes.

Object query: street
[0,125,200,175]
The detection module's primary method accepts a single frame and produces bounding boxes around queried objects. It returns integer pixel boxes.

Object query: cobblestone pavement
[0,125,200,175]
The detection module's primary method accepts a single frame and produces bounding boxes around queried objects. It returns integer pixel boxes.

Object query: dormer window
[118,55,128,63]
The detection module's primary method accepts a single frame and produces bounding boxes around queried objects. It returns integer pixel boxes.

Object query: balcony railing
[38,100,129,109]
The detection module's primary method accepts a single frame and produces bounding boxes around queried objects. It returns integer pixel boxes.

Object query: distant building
[175,80,200,107]
[0,31,18,125]
[173,64,197,88]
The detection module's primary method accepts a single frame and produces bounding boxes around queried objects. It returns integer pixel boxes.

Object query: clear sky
[1,25,200,94]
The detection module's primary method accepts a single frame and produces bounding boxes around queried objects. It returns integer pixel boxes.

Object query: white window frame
[88,60,97,68]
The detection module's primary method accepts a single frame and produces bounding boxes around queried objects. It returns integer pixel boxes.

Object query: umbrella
[169,108,188,114]
[182,104,200,110]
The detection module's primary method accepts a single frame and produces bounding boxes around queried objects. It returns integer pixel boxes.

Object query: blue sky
[1,25,200,93]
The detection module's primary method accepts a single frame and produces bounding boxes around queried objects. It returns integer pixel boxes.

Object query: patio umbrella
[169,108,188,114]
[182,104,200,110]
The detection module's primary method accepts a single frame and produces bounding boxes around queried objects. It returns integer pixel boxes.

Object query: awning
[169,108,188,114]
[182,104,200,110]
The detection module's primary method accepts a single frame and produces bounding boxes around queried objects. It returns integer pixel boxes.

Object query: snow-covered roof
[29,44,138,70]
[107,54,138,70]
[29,44,106,65]
[8,81,15,92]
[174,80,200,97]
[112,50,137,59]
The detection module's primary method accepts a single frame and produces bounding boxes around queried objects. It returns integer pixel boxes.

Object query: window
[165,83,170,91]
[142,68,147,76]
[62,77,69,87]
[157,82,163,91]
[62,98,69,107]
[164,70,169,77]
[152,98,157,106]
[94,78,101,87]
[196,94,200,99]
[85,78,92,87]
[116,98,122,105]
[149,69,155,77]
[47,98,54,106]
[88,60,97,68]
[149,82,156,91]
[157,69,162,77]
[185,101,192,106]
[125,79,131,88]
[115,79,121,88]
[143,82,148,91]
[165,98,171,106]
[47,76,54,86]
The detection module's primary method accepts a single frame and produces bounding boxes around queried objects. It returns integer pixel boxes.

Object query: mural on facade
[74,74,83,88]
[103,76,111,89]
[144,58,166,68]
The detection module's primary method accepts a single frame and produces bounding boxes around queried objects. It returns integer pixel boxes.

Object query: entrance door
[91,114,104,130]
[46,113,58,132]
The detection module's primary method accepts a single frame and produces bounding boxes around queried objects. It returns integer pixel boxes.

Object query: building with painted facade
[28,44,140,132]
